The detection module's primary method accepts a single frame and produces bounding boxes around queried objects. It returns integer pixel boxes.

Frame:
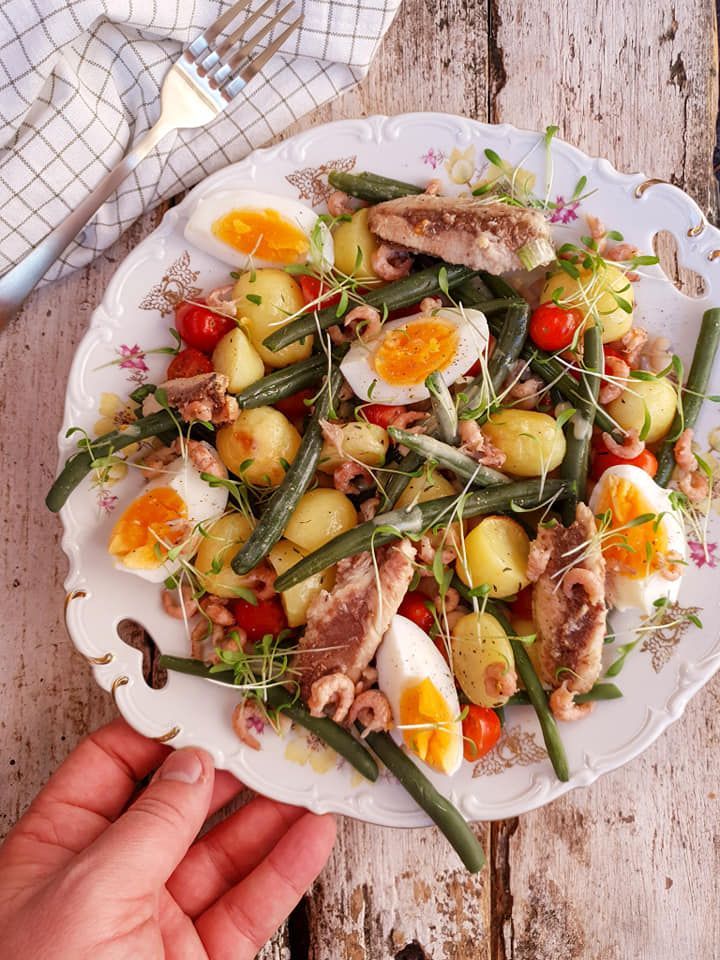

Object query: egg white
[340,307,488,404]
[113,450,229,582]
[376,614,463,775]
[588,464,687,613]
[184,189,334,270]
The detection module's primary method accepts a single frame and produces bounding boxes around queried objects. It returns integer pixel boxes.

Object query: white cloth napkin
[0,0,400,283]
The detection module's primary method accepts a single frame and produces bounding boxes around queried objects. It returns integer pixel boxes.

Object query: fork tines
[185,0,303,102]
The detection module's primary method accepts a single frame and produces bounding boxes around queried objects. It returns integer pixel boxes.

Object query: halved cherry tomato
[465,359,482,378]
[299,275,341,309]
[529,303,583,352]
[230,596,288,644]
[274,388,316,420]
[462,704,502,762]
[510,584,534,620]
[591,447,658,481]
[166,347,213,380]
[363,403,407,430]
[398,590,434,633]
[175,300,236,353]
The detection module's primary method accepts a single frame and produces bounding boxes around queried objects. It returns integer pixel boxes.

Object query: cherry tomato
[433,635,451,666]
[510,585,534,620]
[274,387,316,420]
[175,300,236,353]
[386,303,423,322]
[398,590,434,633]
[462,705,502,762]
[230,596,288,644]
[529,303,583,352]
[591,447,658,481]
[363,403,407,430]
[298,275,341,308]
[166,347,213,380]
[465,359,482,378]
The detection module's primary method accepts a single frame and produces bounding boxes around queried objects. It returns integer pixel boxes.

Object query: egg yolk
[400,677,457,773]
[373,318,459,386]
[212,208,309,264]
[108,487,188,569]
[594,475,669,578]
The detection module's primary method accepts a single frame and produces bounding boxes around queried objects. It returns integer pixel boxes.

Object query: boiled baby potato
[268,539,335,626]
[216,406,301,486]
[540,261,634,343]
[395,469,457,509]
[606,376,677,443]
[211,327,264,393]
[332,208,380,280]
[456,515,531,598]
[481,410,565,477]
[233,268,311,368]
[284,488,358,553]
[451,611,516,708]
[195,512,254,598]
[317,421,389,473]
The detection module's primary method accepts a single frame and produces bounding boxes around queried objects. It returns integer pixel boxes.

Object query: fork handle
[0,119,175,330]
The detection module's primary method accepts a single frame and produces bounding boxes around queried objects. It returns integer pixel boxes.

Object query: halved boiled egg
[588,464,687,613]
[340,307,488,404]
[376,614,463,775]
[108,447,229,582]
[184,189,333,271]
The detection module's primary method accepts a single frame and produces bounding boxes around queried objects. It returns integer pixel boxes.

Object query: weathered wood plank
[494,2,720,957]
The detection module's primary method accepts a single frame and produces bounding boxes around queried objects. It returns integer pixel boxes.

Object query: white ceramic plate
[58,113,720,825]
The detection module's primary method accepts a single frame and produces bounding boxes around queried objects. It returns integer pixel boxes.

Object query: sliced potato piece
[456,515,531,598]
[216,406,301,486]
[268,539,335,626]
[284,488,357,553]
[451,612,516,707]
[195,512,254,598]
[211,327,265,393]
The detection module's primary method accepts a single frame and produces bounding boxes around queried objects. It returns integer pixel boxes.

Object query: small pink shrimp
[658,550,685,581]
[205,284,237,314]
[333,461,373,495]
[320,418,346,457]
[613,327,648,367]
[418,534,457,567]
[231,700,263,751]
[245,562,277,601]
[183,438,227,479]
[602,428,645,460]
[419,296,443,314]
[345,304,382,340]
[674,428,697,473]
[424,179,442,196]
[389,410,429,431]
[199,594,235,626]
[606,243,639,263]
[586,214,607,253]
[359,496,380,521]
[371,244,413,281]
[599,356,630,406]
[679,470,709,503]
[507,376,545,410]
[458,419,506,468]
[308,673,356,723]
[191,620,225,662]
[209,628,247,665]
[562,567,604,606]
[641,335,672,374]
[161,582,198,620]
[549,682,595,722]
[434,586,460,614]
[348,690,393,733]
[484,662,518,700]
[327,190,354,217]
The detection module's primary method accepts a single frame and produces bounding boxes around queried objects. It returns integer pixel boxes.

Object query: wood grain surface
[1,1,719,958]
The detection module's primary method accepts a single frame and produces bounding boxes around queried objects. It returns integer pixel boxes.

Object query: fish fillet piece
[367,195,554,273]
[295,539,415,700]
[527,502,606,694]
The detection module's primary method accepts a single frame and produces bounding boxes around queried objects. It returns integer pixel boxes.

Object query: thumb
[86,747,215,892]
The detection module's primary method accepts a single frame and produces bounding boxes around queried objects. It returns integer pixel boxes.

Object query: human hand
[0,718,336,958]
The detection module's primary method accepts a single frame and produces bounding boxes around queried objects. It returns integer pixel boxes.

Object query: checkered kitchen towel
[0,0,401,284]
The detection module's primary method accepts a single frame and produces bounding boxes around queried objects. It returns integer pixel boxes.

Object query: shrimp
[371,243,413,281]
[345,304,382,341]
[320,418,346,457]
[307,672,356,723]
[606,243,639,263]
[507,376,546,410]
[191,620,225,662]
[161,582,198,620]
[613,326,648,367]
[206,284,237,314]
[327,190,354,217]
[674,428,697,473]
[484,662,518,700]
[549,681,595,722]
[359,496,380,521]
[434,586,460,614]
[199,594,235,626]
[419,296,443,313]
[348,690,393,733]
[458,419,506,468]
[562,567,605,606]
[599,356,630,405]
[641,335,672,374]
[424,179,442,196]
[231,699,263,751]
[601,428,645,459]
[586,214,607,253]
[679,470,709,503]
[246,562,277,601]
[333,461,373,495]
[418,534,457,567]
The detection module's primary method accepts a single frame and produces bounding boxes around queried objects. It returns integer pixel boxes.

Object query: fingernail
[159,749,205,784]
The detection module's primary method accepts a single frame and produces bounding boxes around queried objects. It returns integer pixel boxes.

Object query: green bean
[378,449,425,511]
[231,364,344,575]
[263,264,476,353]
[274,478,570,591]
[560,326,602,525]
[387,427,510,487]
[426,371,458,443]
[487,603,569,782]
[328,170,423,203]
[506,682,623,707]
[159,655,379,782]
[361,729,485,872]
[46,410,175,512]
[235,354,326,408]
[656,307,720,486]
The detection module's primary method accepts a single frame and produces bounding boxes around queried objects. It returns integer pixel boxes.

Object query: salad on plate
[48,131,720,871]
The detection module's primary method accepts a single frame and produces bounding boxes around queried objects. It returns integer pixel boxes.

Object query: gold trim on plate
[111,676,129,703]
[687,221,705,237]
[708,250,720,261]
[86,652,115,665]
[64,589,115,665]
[634,177,667,198]
[153,726,181,743]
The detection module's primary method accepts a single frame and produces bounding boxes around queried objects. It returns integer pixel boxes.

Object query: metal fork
[0,0,303,328]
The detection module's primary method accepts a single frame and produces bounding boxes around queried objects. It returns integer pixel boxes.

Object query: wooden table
[3,1,720,956]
